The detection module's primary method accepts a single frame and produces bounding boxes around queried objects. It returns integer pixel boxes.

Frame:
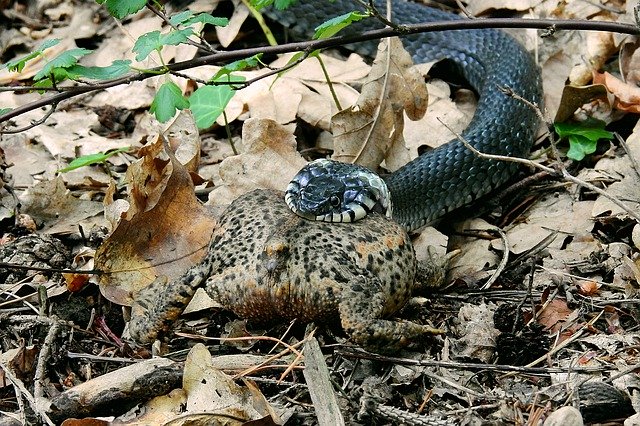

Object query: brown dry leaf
[587,119,640,218]
[593,71,640,113]
[208,118,307,206]
[96,136,216,306]
[332,37,428,171]
[217,0,250,47]
[568,30,618,86]
[403,78,475,158]
[466,0,541,15]
[620,38,640,86]
[447,219,501,285]
[536,298,576,334]
[450,303,500,363]
[180,343,283,424]
[553,84,610,122]
[19,177,104,235]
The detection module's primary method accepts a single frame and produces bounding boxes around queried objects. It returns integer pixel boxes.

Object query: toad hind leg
[338,277,444,352]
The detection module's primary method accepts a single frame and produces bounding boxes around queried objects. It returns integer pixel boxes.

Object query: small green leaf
[3,39,60,72]
[170,11,229,28]
[65,60,131,80]
[57,147,129,173]
[150,81,190,122]
[100,0,146,19]
[314,11,369,39]
[566,135,597,161]
[250,0,297,10]
[0,108,11,116]
[211,54,262,80]
[190,75,245,129]
[34,48,92,81]
[133,29,194,61]
[169,10,194,26]
[133,31,162,61]
[554,120,614,161]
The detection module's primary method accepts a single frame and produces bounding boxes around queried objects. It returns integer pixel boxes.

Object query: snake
[271,0,543,231]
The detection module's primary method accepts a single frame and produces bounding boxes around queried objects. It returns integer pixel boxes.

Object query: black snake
[271,1,543,231]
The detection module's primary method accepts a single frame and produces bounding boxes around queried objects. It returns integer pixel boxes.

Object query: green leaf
[250,0,297,10]
[211,54,262,80]
[168,10,194,26]
[150,81,190,123]
[190,75,245,129]
[554,120,614,161]
[3,39,60,72]
[34,47,92,81]
[566,134,597,161]
[133,31,162,61]
[170,11,228,28]
[64,60,131,80]
[57,147,130,173]
[133,29,194,61]
[100,0,146,19]
[314,11,369,39]
[0,108,11,116]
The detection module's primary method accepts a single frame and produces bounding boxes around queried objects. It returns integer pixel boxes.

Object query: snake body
[271,1,543,231]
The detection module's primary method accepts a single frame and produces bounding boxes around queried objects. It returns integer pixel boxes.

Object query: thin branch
[0,16,637,126]
[436,117,640,224]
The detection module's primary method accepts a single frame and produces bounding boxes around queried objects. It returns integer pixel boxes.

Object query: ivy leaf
[34,48,92,81]
[64,60,132,80]
[190,75,245,129]
[554,120,614,161]
[133,29,194,61]
[57,147,130,173]
[97,0,146,19]
[3,39,60,72]
[150,81,190,123]
[314,11,369,39]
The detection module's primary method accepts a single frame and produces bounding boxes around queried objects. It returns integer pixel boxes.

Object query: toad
[129,189,444,350]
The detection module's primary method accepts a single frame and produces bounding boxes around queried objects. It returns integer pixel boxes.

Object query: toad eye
[329,195,341,207]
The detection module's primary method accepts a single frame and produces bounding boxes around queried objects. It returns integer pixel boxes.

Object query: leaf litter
[0,0,640,424]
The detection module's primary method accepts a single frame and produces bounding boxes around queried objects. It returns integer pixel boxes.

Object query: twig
[481,227,510,290]
[34,319,61,401]
[1,16,638,127]
[616,132,640,182]
[437,118,640,223]
[338,348,613,375]
[0,361,55,426]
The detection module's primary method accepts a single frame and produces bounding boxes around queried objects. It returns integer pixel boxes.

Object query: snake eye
[329,195,341,207]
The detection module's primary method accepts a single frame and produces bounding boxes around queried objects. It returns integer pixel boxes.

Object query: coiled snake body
[273,1,543,231]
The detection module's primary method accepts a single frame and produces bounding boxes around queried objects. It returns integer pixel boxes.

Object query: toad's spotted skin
[129,189,444,350]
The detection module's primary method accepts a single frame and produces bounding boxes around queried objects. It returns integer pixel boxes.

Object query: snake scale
[269,0,543,231]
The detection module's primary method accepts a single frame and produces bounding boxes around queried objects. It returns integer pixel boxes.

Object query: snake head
[285,159,392,223]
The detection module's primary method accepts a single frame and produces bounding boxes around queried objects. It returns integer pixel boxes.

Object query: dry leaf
[588,119,640,218]
[332,37,428,171]
[553,84,610,122]
[536,299,575,333]
[96,136,216,306]
[19,177,104,235]
[181,344,283,423]
[208,118,307,206]
[593,71,640,113]
[620,38,640,86]
[466,0,541,15]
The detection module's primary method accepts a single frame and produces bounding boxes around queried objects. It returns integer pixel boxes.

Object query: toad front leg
[128,247,217,344]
